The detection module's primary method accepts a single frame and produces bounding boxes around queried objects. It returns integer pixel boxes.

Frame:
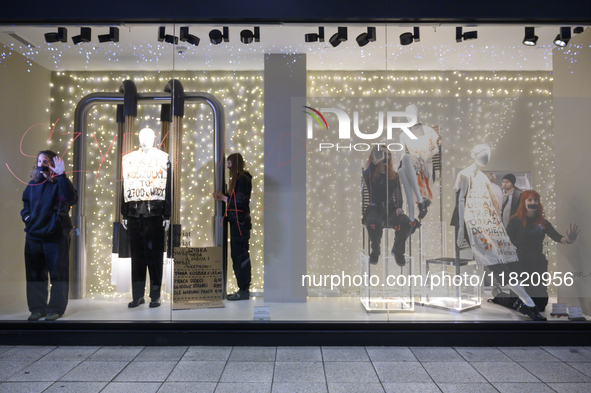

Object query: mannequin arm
[456,175,468,247]
[163,219,170,231]
[121,218,127,230]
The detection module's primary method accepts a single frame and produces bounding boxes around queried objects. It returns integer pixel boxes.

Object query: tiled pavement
[1,346,591,392]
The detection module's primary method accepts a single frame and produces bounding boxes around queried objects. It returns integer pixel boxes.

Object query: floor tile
[273,362,325,383]
[0,347,13,355]
[454,347,512,362]
[437,383,497,393]
[0,381,52,393]
[422,362,487,383]
[0,346,56,362]
[498,347,560,362]
[567,362,591,377]
[157,382,216,393]
[519,362,591,383]
[470,362,539,382]
[38,347,100,362]
[276,347,322,362]
[373,362,432,383]
[43,381,108,393]
[229,347,276,362]
[365,347,417,362]
[327,383,385,393]
[410,348,464,362]
[220,362,274,383]
[60,361,129,382]
[214,382,271,393]
[87,347,144,362]
[0,361,33,381]
[134,347,188,362]
[272,382,328,393]
[492,382,556,393]
[115,361,177,382]
[182,347,232,362]
[324,362,379,383]
[382,383,441,393]
[166,361,226,382]
[546,383,591,392]
[100,382,162,393]
[322,347,370,362]
[8,361,81,382]
[542,347,591,362]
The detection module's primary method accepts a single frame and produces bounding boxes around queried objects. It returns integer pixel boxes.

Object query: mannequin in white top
[398,104,439,222]
[121,128,170,232]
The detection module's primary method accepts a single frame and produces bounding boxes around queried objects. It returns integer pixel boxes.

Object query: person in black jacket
[21,150,78,321]
[213,153,253,300]
[492,190,580,312]
[362,146,417,267]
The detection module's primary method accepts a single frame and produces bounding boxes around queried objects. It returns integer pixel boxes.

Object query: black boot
[417,199,431,220]
[517,303,547,321]
[391,249,406,267]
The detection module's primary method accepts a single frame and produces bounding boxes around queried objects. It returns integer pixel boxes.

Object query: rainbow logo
[302,106,329,129]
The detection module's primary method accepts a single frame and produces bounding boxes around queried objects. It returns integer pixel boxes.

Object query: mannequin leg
[401,154,424,204]
[398,170,416,222]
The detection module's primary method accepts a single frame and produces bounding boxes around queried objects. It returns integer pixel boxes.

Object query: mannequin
[121,127,171,308]
[453,144,546,321]
[398,104,439,221]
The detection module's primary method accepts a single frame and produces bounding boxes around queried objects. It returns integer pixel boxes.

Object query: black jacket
[363,163,403,209]
[506,216,564,262]
[225,172,252,223]
[502,187,523,218]
[21,174,78,240]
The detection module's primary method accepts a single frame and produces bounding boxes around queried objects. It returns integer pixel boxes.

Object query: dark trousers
[365,210,412,263]
[129,216,164,301]
[489,262,548,312]
[24,234,70,315]
[230,223,251,291]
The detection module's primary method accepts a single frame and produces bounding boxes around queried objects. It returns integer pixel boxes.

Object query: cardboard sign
[568,306,587,321]
[173,247,224,310]
[254,306,270,321]
[122,148,169,203]
[551,303,569,318]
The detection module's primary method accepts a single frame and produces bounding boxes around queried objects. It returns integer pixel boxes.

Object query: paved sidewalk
[1,346,591,392]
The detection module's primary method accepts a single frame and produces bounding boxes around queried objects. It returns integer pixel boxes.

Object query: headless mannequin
[398,104,438,221]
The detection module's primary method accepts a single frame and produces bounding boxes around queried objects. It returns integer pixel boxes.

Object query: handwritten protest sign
[173,247,224,310]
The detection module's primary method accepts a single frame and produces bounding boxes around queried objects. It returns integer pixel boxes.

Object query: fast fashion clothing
[121,148,171,219]
[21,173,77,316]
[506,216,565,310]
[402,124,439,200]
[452,170,518,266]
[129,216,165,301]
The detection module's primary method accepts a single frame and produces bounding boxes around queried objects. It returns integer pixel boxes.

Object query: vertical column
[264,54,307,302]
[552,28,591,315]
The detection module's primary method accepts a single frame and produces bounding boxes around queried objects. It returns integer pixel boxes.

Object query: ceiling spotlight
[522,27,538,46]
[209,27,229,45]
[165,35,178,45]
[240,27,260,44]
[158,26,166,42]
[574,26,584,34]
[98,27,119,43]
[180,26,199,46]
[553,27,571,47]
[44,27,67,43]
[456,26,477,43]
[399,26,420,46]
[357,27,376,47]
[329,27,348,48]
[72,27,91,45]
[305,26,324,43]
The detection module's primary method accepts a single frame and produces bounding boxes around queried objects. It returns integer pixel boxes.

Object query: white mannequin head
[139,127,156,151]
[471,144,491,167]
[406,104,418,120]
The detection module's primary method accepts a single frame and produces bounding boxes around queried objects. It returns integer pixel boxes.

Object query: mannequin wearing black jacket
[21,152,78,321]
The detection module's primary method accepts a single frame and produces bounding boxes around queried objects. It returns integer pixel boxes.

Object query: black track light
[554,27,571,47]
[158,26,166,42]
[180,27,200,46]
[329,27,347,48]
[158,26,178,45]
[98,27,119,43]
[209,27,229,45]
[240,27,260,44]
[305,27,325,43]
[456,26,477,43]
[574,27,584,34]
[399,27,420,46]
[357,27,376,47]
[72,27,91,45]
[522,27,538,46]
[44,27,67,43]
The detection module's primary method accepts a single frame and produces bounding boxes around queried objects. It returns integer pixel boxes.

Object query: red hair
[512,190,546,229]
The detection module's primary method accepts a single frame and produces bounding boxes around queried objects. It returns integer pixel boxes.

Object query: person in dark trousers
[213,153,253,300]
[21,150,78,321]
[492,190,580,312]
[362,145,418,267]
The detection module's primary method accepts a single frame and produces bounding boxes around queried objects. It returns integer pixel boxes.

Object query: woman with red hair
[506,190,580,311]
